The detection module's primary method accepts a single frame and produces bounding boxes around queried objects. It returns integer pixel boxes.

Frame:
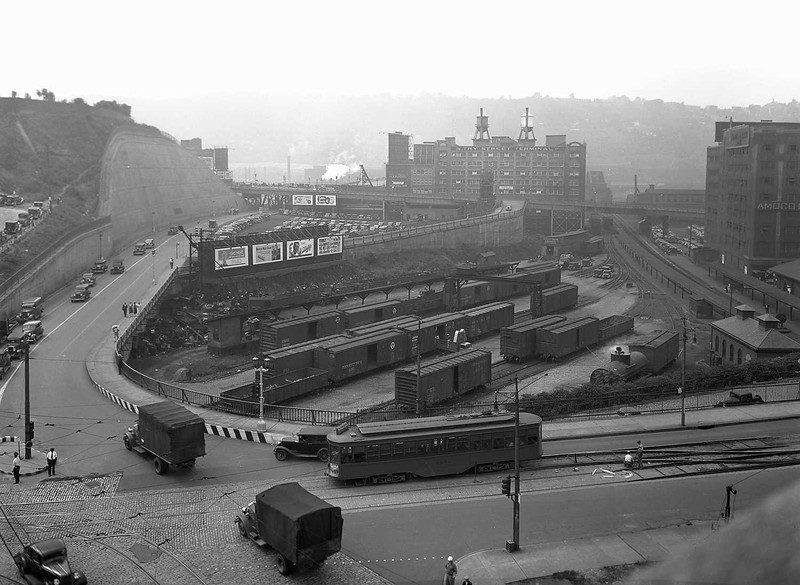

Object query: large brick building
[386,110,586,203]
[706,121,800,275]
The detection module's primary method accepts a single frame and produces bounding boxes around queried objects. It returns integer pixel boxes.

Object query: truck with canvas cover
[235,482,343,575]
[123,400,206,474]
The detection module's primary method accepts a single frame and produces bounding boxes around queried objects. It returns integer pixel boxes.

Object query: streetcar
[326,411,542,484]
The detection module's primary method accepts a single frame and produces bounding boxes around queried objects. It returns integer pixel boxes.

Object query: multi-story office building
[706,121,800,275]
[386,110,586,202]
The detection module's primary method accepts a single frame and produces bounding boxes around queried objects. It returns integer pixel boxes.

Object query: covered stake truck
[123,401,206,474]
[235,482,343,575]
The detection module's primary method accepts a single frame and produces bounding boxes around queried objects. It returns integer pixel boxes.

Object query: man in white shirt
[46,448,58,476]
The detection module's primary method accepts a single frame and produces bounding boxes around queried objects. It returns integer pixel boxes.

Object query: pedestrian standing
[635,440,644,469]
[132,302,138,315]
[46,448,58,476]
[112,324,120,342]
[12,452,20,483]
[122,303,128,318]
[169,257,174,269]
[444,556,457,585]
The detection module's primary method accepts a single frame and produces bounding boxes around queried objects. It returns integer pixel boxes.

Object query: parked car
[714,390,764,407]
[80,273,95,286]
[71,284,91,302]
[133,242,147,255]
[274,426,334,462]
[168,225,179,235]
[110,259,125,274]
[92,259,108,274]
[145,238,155,249]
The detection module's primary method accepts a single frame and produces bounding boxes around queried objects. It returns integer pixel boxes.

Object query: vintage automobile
[167,225,179,235]
[80,273,95,287]
[714,390,764,407]
[133,242,147,255]
[7,320,44,358]
[274,426,334,462]
[71,284,91,302]
[14,538,88,585]
[110,259,125,274]
[91,259,108,274]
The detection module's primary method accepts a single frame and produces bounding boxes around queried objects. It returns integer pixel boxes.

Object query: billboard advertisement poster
[215,246,249,270]
[315,194,337,206]
[317,235,343,256]
[293,194,313,206]
[253,242,283,264]
[287,238,314,260]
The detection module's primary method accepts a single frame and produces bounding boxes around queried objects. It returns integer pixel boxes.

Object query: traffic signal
[501,475,511,497]
[26,420,34,440]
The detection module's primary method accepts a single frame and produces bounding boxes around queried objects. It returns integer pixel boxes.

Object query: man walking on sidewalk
[635,440,644,469]
[46,448,58,476]
[12,452,20,483]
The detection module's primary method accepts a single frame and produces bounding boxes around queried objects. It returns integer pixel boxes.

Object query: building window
[765,144,773,152]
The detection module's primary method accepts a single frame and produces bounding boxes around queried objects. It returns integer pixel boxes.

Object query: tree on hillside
[24,93,31,99]
[94,100,132,117]
[11,91,17,98]
[36,88,56,101]
[71,97,86,105]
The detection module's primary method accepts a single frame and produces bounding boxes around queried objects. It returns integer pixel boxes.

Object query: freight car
[395,349,492,409]
[220,367,329,407]
[597,315,635,341]
[341,300,403,328]
[314,329,409,384]
[260,311,345,352]
[500,315,567,362]
[540,283,578,314]
[460,302,515,340]
[590,330,679,384]
[536,317,600,360]
[260,335,351,376]
[345,315,420,337]
[396,313,466,356]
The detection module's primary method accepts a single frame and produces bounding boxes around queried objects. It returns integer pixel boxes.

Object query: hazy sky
[5,1,800,109]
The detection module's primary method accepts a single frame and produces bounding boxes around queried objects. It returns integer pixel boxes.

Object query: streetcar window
[457,436,470,451]
[379,444,392,460]
[418,440,432,455]
[526,433,539,445]
[493,434,505,449]
[393,442,405,457]
[329,445,340,462]
[471,436,482,450]
[366,444,380,460]
[405,440,417,456]
[433,438,443,453]
[505,431,515,447]
[445,437,457,451]
[481,435,492,450]
[353,446,366,463]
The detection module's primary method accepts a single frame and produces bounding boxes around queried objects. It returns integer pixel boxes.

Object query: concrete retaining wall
[98,125,243,255]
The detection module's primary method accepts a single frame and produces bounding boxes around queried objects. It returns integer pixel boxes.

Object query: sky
[5,0,800,109]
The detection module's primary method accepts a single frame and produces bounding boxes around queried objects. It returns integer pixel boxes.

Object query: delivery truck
[123,401,206,474]
[235,482,343,575]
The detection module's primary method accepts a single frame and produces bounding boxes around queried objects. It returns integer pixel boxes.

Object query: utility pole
[724,485,737,523]
[254,362,267,433]
[680,315,687,427]
[415,319,422,416]
[24,343,32,459]
[511,375,521,552]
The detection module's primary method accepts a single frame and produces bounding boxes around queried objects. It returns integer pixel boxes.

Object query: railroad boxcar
[220,367,329,407]
[341,300,403,329]
[449,279,500,310]
[499,315,567,362]
[460,302,515,339]
[314,329,409,384]
[536,317,600,359]
[260,311,345,351]
[345,315,421,337]
[261,335,350,376]
[590,347,650,384]
[598,315,635,341]
[540,283,579,314]
[582,235,604,256]
[326,411,543,484]
[397,313,466,356]
[394,349,492,409]
[516,263,562,288]
[629,330,679,373]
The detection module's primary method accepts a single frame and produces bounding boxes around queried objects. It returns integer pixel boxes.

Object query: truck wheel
[276,554,293,576]
[274,449,288,461]
[317,448,329,462]
[123,436,132,451]
[235,520,247,538]
[154,458,169,475]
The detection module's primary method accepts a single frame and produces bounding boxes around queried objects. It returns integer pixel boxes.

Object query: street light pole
[24,342,31,459]
[415,319,422,416]
[254,361,267,433]
[151,249,156,285]
[680,316,687,427]
[151,211,155,234]
[512,375,520,552]
[175,242,180,262]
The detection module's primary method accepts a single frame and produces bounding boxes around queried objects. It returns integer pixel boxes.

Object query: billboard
[287,238,314,260]
[253,242,284,264]
[215,246,249,270]
[293,194,313,206]
[315,194,337,206]
[317,235,343,256]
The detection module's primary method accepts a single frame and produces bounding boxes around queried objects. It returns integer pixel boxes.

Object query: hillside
[0,97,135,281]
[136,93,800,193]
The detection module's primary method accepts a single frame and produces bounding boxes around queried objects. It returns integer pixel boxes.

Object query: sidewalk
[456,520,719,584]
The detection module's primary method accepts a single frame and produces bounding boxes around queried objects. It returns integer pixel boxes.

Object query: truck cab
[274,426,333,462]
[13,538,88,585]
[19,297,43,322]
[144,238,155,249]
[5,220,19,235]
